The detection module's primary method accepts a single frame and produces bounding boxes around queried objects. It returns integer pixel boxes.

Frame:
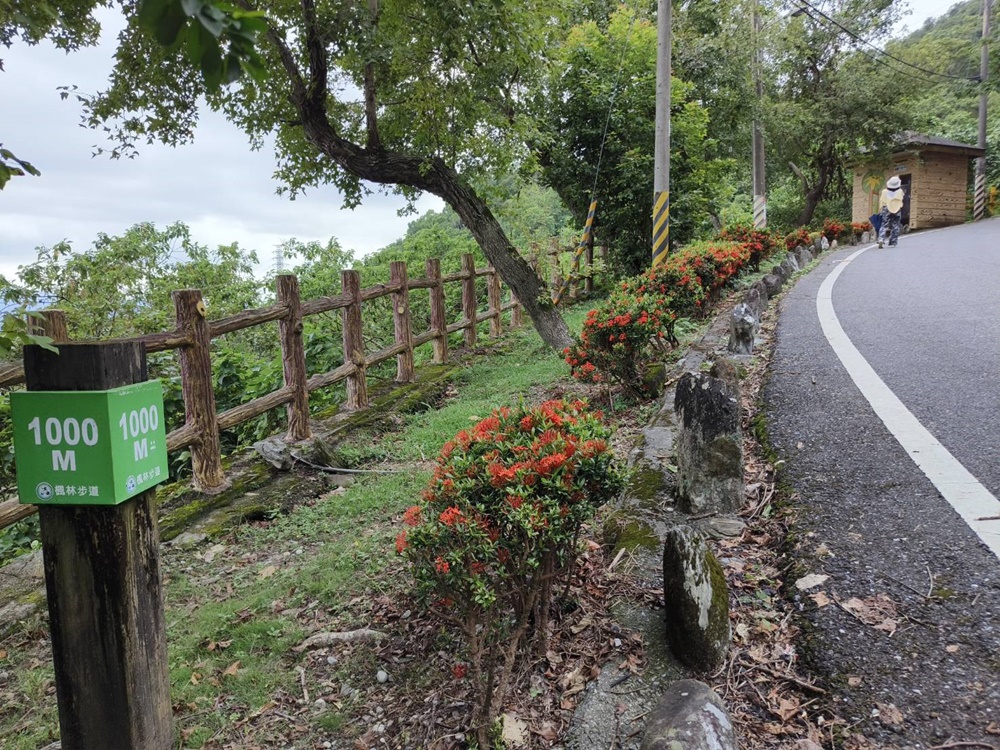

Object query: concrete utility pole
[975,0,991,221]
[752,4,767,229]
[653,0,671,266]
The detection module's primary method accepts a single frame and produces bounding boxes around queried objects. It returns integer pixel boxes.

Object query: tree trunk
[792,154,834,227]
[292,82,573,352]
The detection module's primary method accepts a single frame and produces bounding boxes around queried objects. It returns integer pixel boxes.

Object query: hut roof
[894,131,985,157]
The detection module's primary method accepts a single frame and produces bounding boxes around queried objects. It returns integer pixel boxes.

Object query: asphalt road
[763,219,1000,748]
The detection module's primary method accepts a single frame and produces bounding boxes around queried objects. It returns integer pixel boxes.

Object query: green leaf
[153,1,188,46]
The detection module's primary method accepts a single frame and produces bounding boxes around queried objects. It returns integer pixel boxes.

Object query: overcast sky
[0,0,963,282]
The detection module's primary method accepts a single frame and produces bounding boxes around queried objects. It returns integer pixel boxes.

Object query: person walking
[878,175,905,248]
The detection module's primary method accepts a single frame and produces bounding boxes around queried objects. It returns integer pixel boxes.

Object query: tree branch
[788,161,811,193]
[363,0,382,151]
[300,0,329,118]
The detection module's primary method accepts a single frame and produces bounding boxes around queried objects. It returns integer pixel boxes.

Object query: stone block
[674,372,743,514]
[661,526,732,671]
[762,273,783,298]
[640,679,737,750]
[794,246,813,268]
[727,304,756,355]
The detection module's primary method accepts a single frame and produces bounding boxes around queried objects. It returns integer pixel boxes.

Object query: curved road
[764,218,1000,748]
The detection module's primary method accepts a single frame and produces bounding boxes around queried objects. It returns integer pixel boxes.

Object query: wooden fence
[0,254,522,530]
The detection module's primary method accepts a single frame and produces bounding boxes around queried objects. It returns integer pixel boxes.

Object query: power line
[793,0,980,83]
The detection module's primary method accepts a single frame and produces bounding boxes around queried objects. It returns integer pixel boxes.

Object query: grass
[0,314,595,750]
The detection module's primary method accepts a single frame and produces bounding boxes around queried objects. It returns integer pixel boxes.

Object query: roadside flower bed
[821,218,847,242]
[784,226,813,251]
[397,400,624,745]
[565,237,773,398]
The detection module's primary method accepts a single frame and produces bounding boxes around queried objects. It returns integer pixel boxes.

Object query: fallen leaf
[873,618,898,636]
[570,615,594,634]
[222,661,241,677]
[0,649,7,660]
[560,666,587,698]
[986,721,1000,735]
[874,702,904,727]
[258,565,278,580]
[809,591,832,607]
[735,622,751,641]
[190,672,202,685]
[814,543,833,558]
[945,644,960,653]
[501,713,528,747]
[533,722,559,741]
[847,675,863,687]
[840,595,898,632]
[777,697,800,721]
[795,573,829,591]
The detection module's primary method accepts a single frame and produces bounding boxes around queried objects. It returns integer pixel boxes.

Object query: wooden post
[511,294,523,329]
[277,274,311,442]
[341,270,369,410]
[391,261,415,382]
[487,265,502,338]
[37,309,69,342]
[24,342,172,750]
[173,290,229,493]
[548,238,561,292]
[426,258,448,364]
[461,253,477,350]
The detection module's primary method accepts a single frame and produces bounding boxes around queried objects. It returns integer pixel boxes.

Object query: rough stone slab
[743,286,766,322]
[762,274,783,298]
[727,304,756,355]
[779,257,796,278]
[661,526,731,671]
[794,246,813,268]
[640,679,737,750]
[674,372,743,514]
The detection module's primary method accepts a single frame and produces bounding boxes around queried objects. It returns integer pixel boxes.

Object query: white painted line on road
[816,246,1000,561]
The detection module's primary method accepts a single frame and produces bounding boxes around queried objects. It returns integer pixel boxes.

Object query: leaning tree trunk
[791,154,835,227]
[301,125,573,351]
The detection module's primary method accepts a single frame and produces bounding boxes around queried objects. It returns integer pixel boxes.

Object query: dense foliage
[398,399,624,744]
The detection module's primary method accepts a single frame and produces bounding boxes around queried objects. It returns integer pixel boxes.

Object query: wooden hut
[851,134,985,230]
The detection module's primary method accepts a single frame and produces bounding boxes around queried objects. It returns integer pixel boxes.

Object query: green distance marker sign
[11,380,169,506]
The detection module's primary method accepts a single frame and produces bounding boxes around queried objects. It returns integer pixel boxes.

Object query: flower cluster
[821,218,847,242]
[850,221,872,235]
[784,226,813,251]
[399,400,624,612]
[565,240,758,398]
[564,290,673,396]
[716,224,781,270]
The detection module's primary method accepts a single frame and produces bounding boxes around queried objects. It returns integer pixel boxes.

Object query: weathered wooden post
[461,253,477,350]
[173,290,228,492]
[341,270,369,410]
[426,258,448,364]
[487,265,503,338]
[391,261,415,382]
[277,274,311,441]
[31,309,69,342]
[548,238,561,292]
[19,342,172,750]
[511,293,523,329]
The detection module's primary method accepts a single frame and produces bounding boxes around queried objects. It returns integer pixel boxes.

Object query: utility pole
[653,0,671,266]
[752,4,767,229]
[975,0,991,221]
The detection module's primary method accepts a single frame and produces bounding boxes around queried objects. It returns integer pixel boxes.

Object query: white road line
[816,245,1000,561]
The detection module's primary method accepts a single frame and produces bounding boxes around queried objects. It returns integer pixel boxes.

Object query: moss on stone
[629,465,667,503]
[603,513,659,552]
[704,546,731,647]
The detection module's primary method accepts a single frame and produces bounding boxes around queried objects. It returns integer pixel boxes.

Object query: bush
[564,291,674,398]
[821,218,847,242]
[783,227,812,251]
[398,399,624,744]
[716,224,781,270]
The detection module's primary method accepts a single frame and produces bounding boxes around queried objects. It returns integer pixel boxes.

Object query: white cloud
[0,8,442,283]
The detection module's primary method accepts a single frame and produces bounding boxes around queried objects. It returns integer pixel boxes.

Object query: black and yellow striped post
[652,190,669,266]
[552,200,598,306]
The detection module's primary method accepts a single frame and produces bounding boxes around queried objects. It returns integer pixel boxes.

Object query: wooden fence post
[341,270,369,410]
[487,264,502,338]
[391,261,415,382]
[461,253,477,350]
[549,238,561,292]
[277,274,311,442]
[173,290,229,492]
[426,258,448,364]
[34,309,69,342]
[24,342,172,750]
[511,294,523,329]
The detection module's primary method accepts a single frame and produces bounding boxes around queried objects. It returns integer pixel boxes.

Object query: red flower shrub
[716,224,781,270]
[784,226,813,251]
[398,400,624,740]
[821,218,847,241]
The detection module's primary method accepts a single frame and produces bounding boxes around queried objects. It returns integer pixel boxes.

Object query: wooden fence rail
[0,254,522,527]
